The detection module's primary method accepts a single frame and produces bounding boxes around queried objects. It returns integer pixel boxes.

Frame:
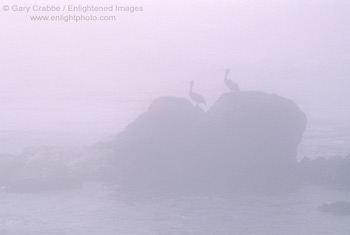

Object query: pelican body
[225,69,240,92]
[189,80,206,106]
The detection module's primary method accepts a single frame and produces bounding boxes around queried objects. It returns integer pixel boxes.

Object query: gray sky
[1,0,349,132]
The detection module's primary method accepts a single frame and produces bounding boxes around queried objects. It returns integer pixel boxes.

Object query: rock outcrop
[319,201,350,216]
[297,153,350,189]
[194,92,307,189]
[106,92,307,191]
[0,146,82,193]
[111,96,204,189]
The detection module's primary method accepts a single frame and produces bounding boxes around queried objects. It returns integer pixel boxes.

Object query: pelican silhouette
[224,69,240,92]
[189,80,206,106]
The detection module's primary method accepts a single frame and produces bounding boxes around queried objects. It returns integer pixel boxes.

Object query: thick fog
[1,1,350,234]
[1,0,349,133]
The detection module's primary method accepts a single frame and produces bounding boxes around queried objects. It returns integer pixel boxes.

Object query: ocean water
[1,183,350,235]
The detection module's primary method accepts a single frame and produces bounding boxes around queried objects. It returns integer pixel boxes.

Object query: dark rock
[319,201,350,216]
[113,96,204,189]
[108,92,307,191]
[1,146,82,193]
[194,92,307,190]
[297,155,350,189]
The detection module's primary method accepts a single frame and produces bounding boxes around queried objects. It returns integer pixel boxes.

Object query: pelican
[189,80,206,106]
[224,69,240,92]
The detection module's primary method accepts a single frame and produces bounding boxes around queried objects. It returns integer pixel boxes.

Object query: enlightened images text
[10,5,143,13]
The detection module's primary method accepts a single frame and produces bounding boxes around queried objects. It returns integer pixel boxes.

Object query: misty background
[0,0,349,155]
